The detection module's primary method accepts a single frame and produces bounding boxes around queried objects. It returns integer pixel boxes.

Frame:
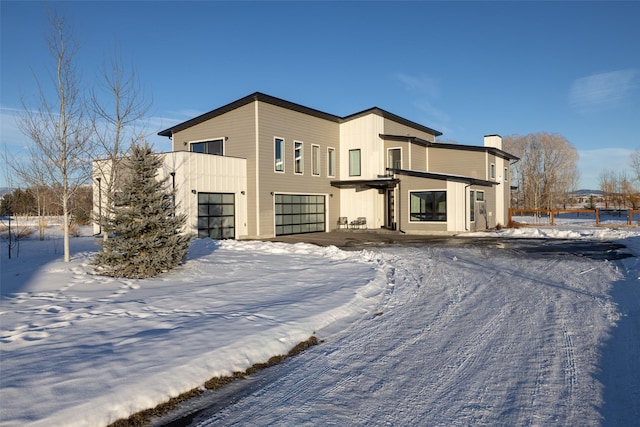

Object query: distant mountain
[573,189,602,196]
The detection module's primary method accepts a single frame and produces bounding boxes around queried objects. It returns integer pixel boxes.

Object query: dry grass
[107,336,320,427]
[0,224,36,239]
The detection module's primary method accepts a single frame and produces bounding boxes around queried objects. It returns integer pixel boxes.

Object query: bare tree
[504,133,579,210]
[630,148,640,183]
[599,169,617,209]
[619,172,639,209]
[17,11,93,262]
[91,46,152,240]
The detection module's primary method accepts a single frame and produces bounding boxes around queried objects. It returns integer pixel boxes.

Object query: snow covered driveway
[2,231,639,426]
[193,242,638,426]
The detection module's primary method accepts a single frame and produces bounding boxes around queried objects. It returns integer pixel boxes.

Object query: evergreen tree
[93,142,191,278]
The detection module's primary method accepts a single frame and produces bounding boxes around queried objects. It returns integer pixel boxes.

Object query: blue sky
[1,1,639,190]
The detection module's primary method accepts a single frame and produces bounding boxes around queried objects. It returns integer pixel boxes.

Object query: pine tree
[93,142,191,278]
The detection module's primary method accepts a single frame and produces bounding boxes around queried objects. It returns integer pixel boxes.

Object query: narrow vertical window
[349,149,361,177]
[312,144,320,176]
[294,141,303,174]
[327,147,335,177]
[274,138,284,172]
[469,190,475,222]
[504,167,508,182]
[490,163,496,179]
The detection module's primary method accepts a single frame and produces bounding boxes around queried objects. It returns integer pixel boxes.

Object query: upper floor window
[191,138,224,155]
[274,137,284,172]
[388,148,401,170]
[504,167,509,182]
[349,149,361,176]
[327,147,336,177]
[490,163,496,179]
[294,141,303,174]
[312,144,320,176]
[476,190,485,201]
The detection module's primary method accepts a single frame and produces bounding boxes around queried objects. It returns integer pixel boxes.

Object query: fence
[509,208,640,227]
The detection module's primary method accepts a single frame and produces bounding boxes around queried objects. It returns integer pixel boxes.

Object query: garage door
[197,192,235,239]
[275,194,326,236]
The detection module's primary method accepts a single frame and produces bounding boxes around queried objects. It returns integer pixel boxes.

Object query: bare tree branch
[16,10,93,262]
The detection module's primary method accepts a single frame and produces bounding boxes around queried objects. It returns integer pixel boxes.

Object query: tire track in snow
[193,244,623,427]
[562,325,577,400]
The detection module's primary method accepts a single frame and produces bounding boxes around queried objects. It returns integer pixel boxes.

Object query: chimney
[484,134,502,150]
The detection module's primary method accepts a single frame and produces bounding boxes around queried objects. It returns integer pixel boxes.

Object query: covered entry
[197,192,235,239]
[275,194,326,235]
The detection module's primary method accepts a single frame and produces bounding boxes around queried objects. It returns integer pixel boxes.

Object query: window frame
[294,141,303,175]
[190,137,224,156]
[504,167,509,182]
[349,149,361,177]
[312,144,321,176]
[327,147,336,177]
[409,190,447,222]
[490,163,496,179]
[274,137,285,173]
[476,190,485,202]
[387,147,402,170]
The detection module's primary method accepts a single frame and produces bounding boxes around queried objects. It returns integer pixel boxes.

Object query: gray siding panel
[257,101,340,236]
[429,147,485,179]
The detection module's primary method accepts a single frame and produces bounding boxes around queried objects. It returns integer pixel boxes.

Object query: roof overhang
[390,168,497,187]
[330,178,400,190]
[379,134,519,162]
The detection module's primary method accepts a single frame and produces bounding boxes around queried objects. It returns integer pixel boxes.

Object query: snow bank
[0,237,388,426]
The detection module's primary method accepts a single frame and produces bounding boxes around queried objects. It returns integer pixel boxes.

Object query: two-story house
[93,92,518,239]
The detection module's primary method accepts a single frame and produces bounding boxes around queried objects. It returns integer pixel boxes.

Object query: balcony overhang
[330,178,400,190]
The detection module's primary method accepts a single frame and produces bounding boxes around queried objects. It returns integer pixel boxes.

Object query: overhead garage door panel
[275,194,325,236]
[197,192,235,239]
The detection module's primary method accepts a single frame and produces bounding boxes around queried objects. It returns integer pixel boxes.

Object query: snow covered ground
[1,220,639,426]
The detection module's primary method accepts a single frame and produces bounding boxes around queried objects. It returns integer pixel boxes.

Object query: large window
[327,147,336,177]
[312,144,320,176]
[349,149,361,176]
[294,141,303,174]
[410,191,447,222]
[191,139,224,155]
[275,137,284,172]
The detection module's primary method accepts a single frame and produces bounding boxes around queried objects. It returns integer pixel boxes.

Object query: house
[93,92,518,239]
